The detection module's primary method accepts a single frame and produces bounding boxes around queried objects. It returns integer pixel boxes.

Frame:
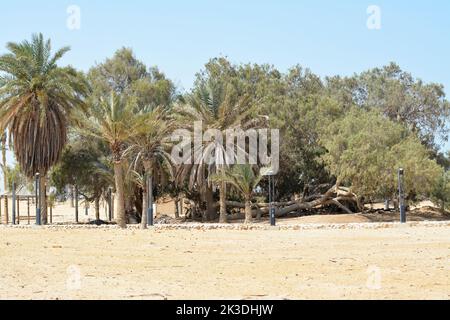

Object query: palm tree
[212,165,266,224]
[0,33,88,224]
[177,80,257,223]
[78,92,143,228]
[1,132,8,224]
[127,106,175,229]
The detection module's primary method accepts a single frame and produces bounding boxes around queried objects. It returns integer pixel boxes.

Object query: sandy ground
[0,224,449,300]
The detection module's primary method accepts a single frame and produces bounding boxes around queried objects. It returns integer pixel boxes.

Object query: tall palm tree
[1,132,8,224]
[212,165,266,224]
[127,106,175,229]
[78,92,143,228]
[177,80,258,223]
[0,33,88,224]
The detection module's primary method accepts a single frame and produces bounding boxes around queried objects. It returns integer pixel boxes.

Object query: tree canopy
[1,35,449,225]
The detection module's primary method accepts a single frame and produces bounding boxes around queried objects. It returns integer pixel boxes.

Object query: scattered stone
[0,220,449,231]
[154,215,178,225]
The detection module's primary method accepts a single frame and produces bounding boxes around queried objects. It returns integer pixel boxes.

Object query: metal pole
[35,173,41,225]
[398,168,406,223]
[270,176,276,226]
[12,182,16,225]
[147,176,154,226]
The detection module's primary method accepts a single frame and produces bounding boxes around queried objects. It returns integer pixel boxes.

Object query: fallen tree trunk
[225,184,362,218]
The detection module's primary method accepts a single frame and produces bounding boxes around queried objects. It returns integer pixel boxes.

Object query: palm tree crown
[0,33,88,177]
[213,165,264,201]
[176,80,255,186]
[79,92,143,160]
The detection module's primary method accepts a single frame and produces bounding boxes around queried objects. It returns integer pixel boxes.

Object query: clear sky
[0,0,449,169]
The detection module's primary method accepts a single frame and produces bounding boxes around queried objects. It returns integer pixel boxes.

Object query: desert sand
[0,223,449,300]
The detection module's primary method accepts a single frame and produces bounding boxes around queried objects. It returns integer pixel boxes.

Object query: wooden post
[49,204,53,224]
[17,196,20,225]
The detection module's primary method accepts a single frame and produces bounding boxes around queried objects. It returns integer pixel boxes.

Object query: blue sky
[0,0,449,159]
[1,1,449,92]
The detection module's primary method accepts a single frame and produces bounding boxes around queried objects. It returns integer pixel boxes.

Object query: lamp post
[265,169,276,226]
[398,168,406,223]
[35,173,41,225]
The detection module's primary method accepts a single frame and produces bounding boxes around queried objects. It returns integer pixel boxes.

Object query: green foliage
[192,58,334,199]
[76,92,146,161]
[211,165,264,201]
[431,171,450,211]
[88,48,175,108]
[126,106,176,189]
[265,94,340,199]
[326,62,450,147]
[320,109,442,201]
[176,72,258,190]
[50,139,113,200]
[4,163,30,191]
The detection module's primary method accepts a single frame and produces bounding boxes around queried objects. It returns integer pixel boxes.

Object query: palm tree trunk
[219,181,227,223]
[204,185,216,221]
[179,197,184,218]
[125,194,133,216]
[95,197,100,221]
[2,133,8,224]
[70,185,75,207]
[141,187,148,229]
[174,197,180,219]
[142,161,154,229]
[113,161,126,228]
[39,174,47,225]
[244,199,253,224]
